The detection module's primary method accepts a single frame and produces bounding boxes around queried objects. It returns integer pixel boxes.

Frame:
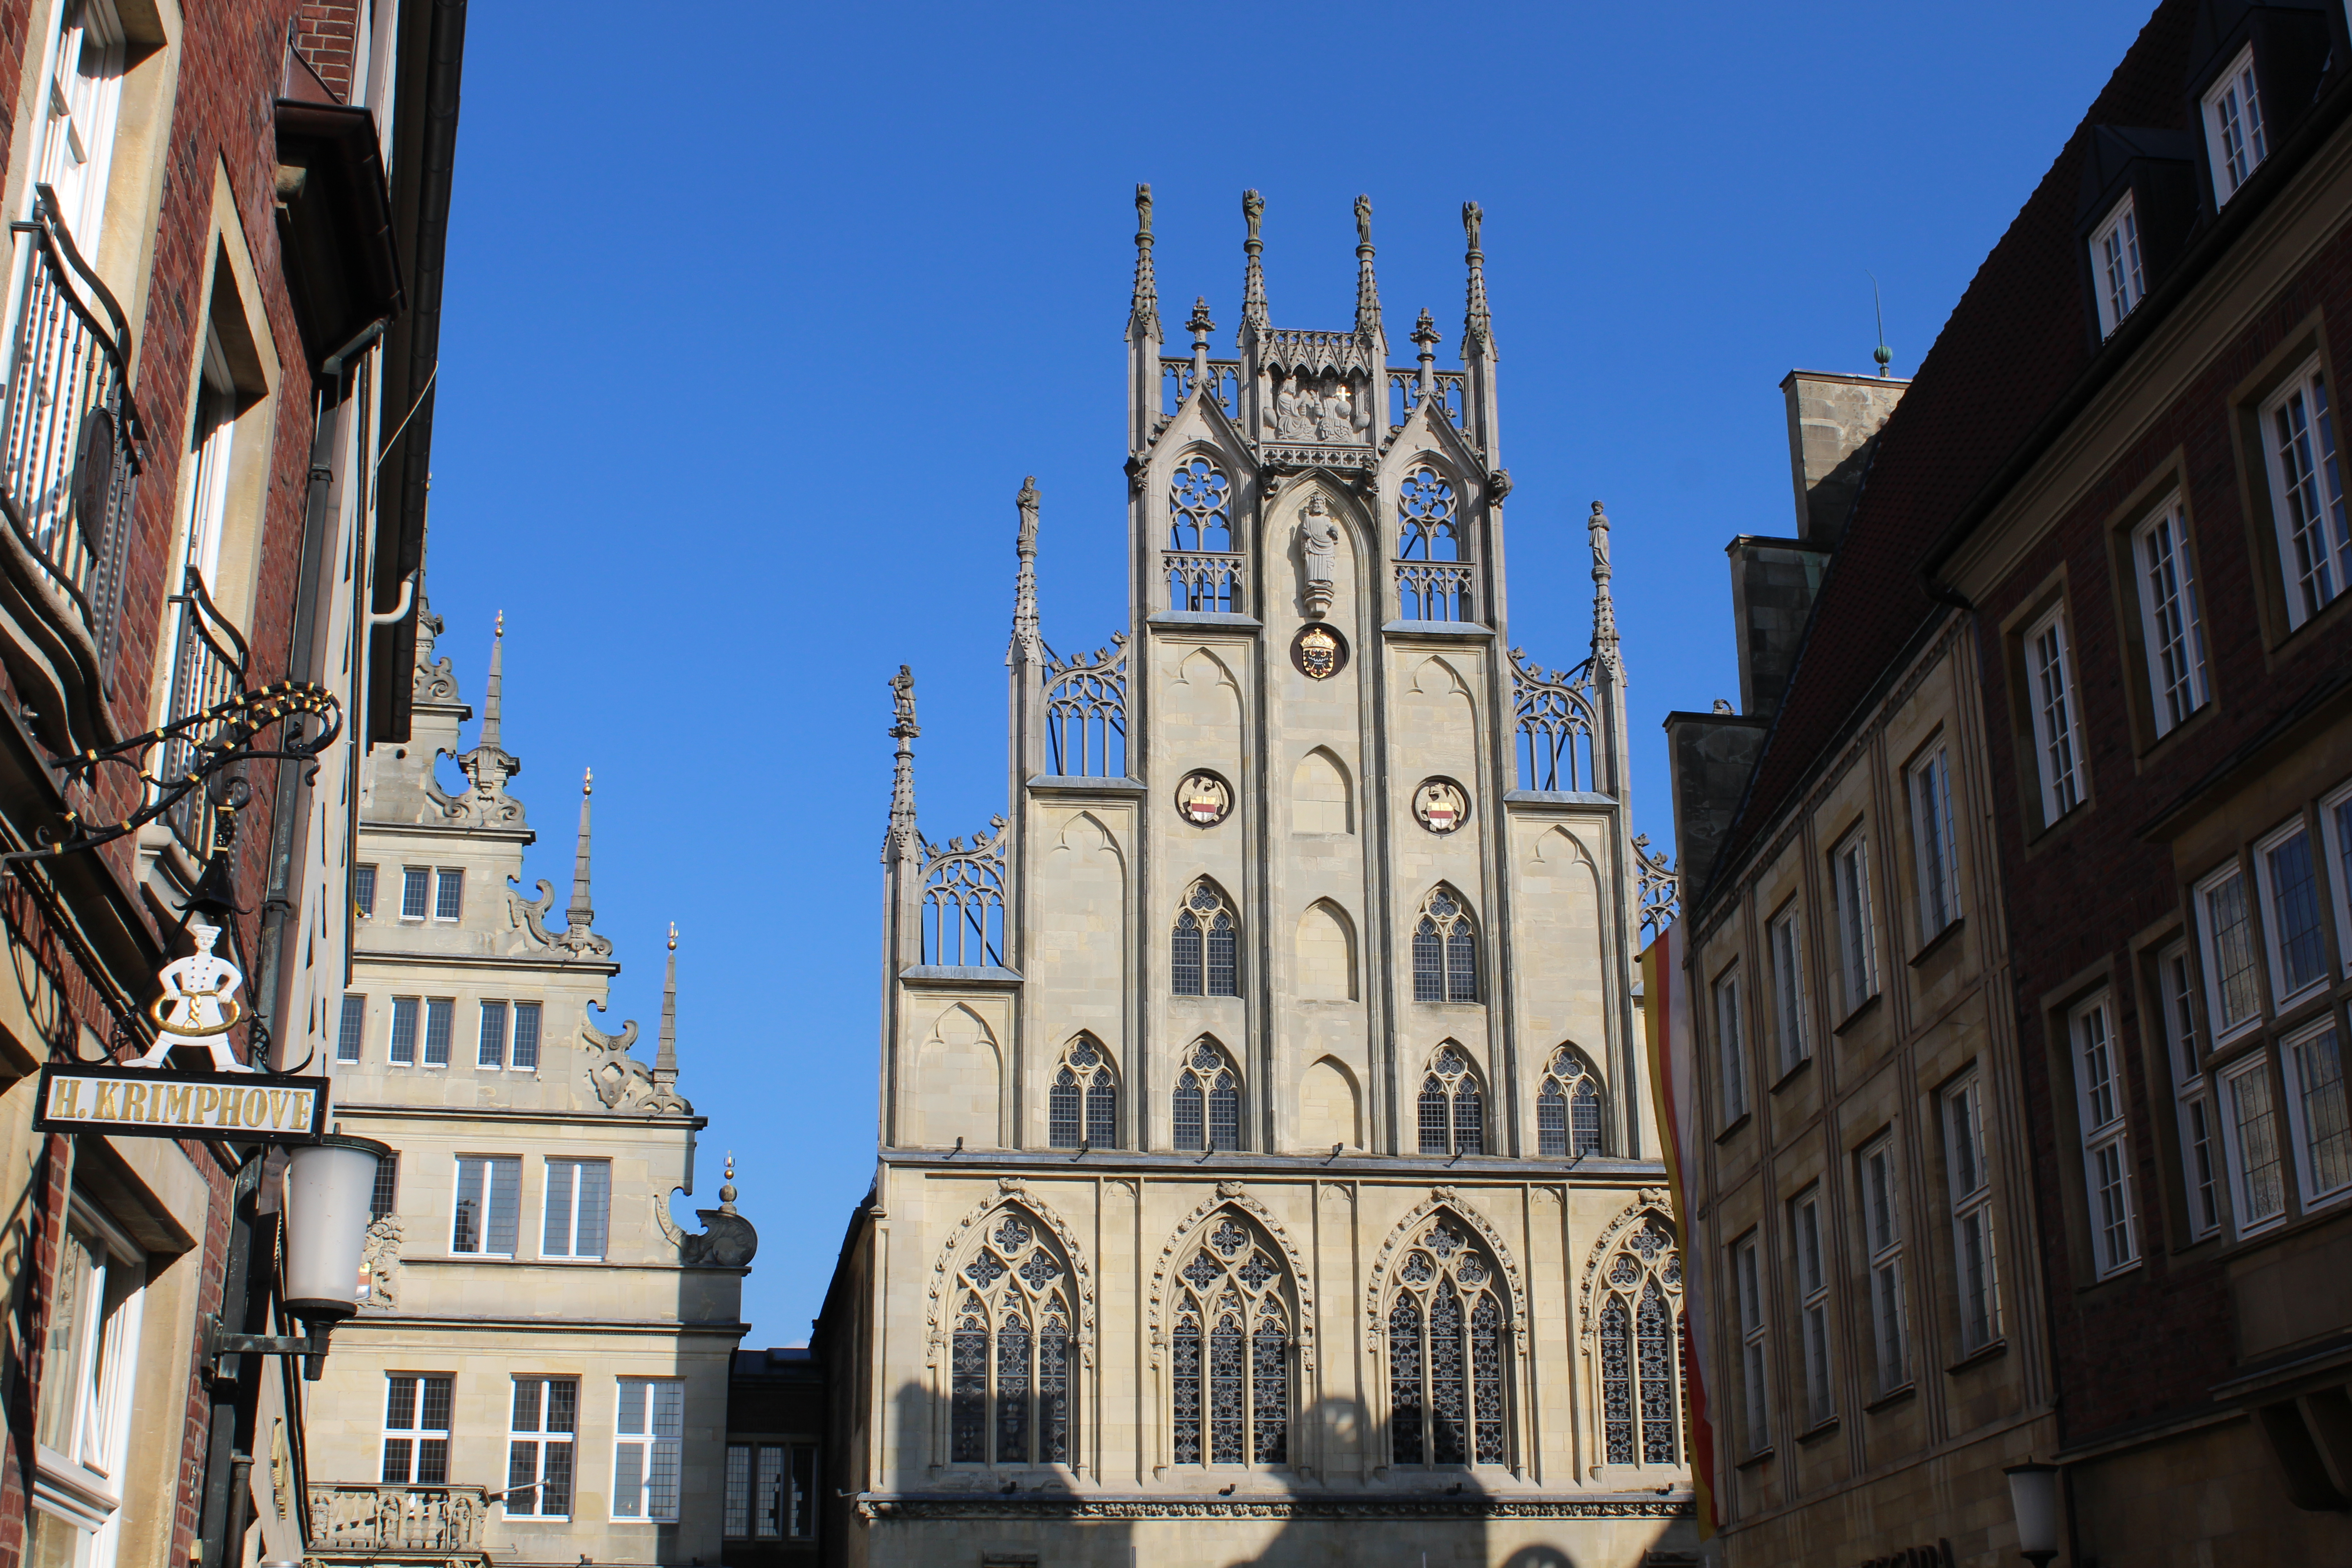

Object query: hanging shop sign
[33,1063,331,1144]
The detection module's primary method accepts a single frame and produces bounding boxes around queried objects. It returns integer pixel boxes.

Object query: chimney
[1781,370,1905,546]
[1725,535,1830,720]
[1663,709,1770,906]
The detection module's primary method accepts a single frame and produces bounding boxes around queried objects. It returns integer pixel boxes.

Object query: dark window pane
[1447,927,1477,1002]
[1087,1079,1117,1149]
[1419,1077,1450,1154]
[337,995,367,1063]
[417,1437,449,1485]
[478,1002,506,1068]
[1430,1292,1466,1465]
[369,1152,399,1223]
[512,1003,542,1069]
[1172,1313,1202,1464]
[1173,912,1203,995]
[1049,1070,1081,1149]
[1209,1074,1240,1151]
[1389,1299,1424,1464]
[995,1310,1032,1463]
[1207,914,1238,996]
[1538,1081,1567,1156]
[1174,1073,1204,1151]
[542,1438,573,1515]
[1413,920,1442,1001]
[1454,1082,1483,1155]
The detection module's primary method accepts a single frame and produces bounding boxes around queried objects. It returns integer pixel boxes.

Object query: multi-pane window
[422,997,454,1067]
[1384,1215,1509,1467]
[2283,1019,2350,1207]
[512,1001,541,1069]
[1172,1039,1240,1152]
[1395,465,1472,621]
[1536,1047,1604,1157]
[2024,605,2086,825]
[2326,781,2352,978]
[1791,1191,1832,1427]
[400,866,431,920]
[2262,360,2350,630]
[353,863,377,919]
[452,1156,521,1256]
[2203,44,2268,203]
[1910,746,1960,940]
[1858,1135,1908,1393]
[370,1152,400,1223]
[724,1442,816,1539]
[948,1211,1077,1467]
[1166,456,1240,611]
[2133,499,2210,735]
[1172,881,1239,997]
[1733,1234,1768,1453]
[2255,817,2329,1005]
[477,1002,507,1068]
[1048,1036,1118,1150]
[1416,1045,1485,1156]
[1170,1212,1292,1466]
[33,0,125,243]
[1594,1216,1682,1467]
[1412,888,1479,1003]
[336,995,367,1064]
[382,1375,452,1484]
[2223,1054,2287,1231]
[612,1379,683,1520]
[2090,191,2146,338]
[2157,942,2222,1238]
[472,1000,544,1070]
[38,1211,142,1509]
[1714,968,1748,1123]
[388,995,420,1066]
[1768,905,1808,1074]
[434,867,465,921]
[2197,862,2265,1041]
[2071,998,2139,1276]
[543,1159,611,1259]
[506,1377,576,1518]
[1831,833,1877,1016]
[1944,1073,1999,1352]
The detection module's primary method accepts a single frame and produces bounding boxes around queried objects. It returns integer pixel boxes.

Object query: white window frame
[399,866,431,921]
[2219,1050,2288,1235]
[2202,43,2269,204]
[29,0,125,243]
[511,1000,542,1070]
[380,1373,453,1485]
[32,1200,143,1568]
[180,330,237,588]
[421,996,454,1069]
[353,863,377,919]
[433,866,465,921]
[2253,814,2331,1009]
[2320,779,2352,980]
[1790,1190,1832,1428]
[451,1155,521,1258]
[505,1376,577,1519]
[541,1158,611,1260]
[612,1377,684,1522]
[1732,1234,1768,1454]
[2070,996,2141,1277]
[1767,903,1809,1076]
[2024,604,2087,826]
[387,995,419,1066]
[2090,191,2146,338]
[1943,1072,2000,1353]
[477,1000,507,1069]
[335,994,367,1065]
[1909,745,1960,941]
[2132,496,2210,735]
[2260,357,2351,631]
[1858,1133,1908,1393]
[1714,966,1748,1124]
[1831,832,1877,1017]
[2196,859,2266,1044]
[2280,1016,2350,1210]
[2157,941,2224,1239]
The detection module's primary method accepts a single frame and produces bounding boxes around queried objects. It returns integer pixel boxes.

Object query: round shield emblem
[1176,771,1232,827]
[1414,778,1469,834]
[1293,623,1347,681]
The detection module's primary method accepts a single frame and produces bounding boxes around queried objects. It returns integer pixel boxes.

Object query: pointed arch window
[1167,456,1242,613]
[1417,1045,1485,1156]
[1173,1040,1241,1152]
[947,1212,1077,1467]
[1595,1216,1684,1467]
[1396,465,1472,621]
[1386,1217,1510,1467]
[1173,882,1240,997]
[1048,1037,1118,1150]
[1169,1212,1291,1465]
[1412,889,1479,1003]
[1537,1047,1605,1157]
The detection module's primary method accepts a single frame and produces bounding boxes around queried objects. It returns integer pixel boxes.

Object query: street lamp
[210,1133,387,1380]
[2004,1461,2061,1568]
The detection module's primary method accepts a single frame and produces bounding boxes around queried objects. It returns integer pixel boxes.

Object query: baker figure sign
[131,917,253,1071]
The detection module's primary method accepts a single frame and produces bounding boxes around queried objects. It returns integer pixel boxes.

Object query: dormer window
[2090,193,2145,338]
[2203,45,2268,204]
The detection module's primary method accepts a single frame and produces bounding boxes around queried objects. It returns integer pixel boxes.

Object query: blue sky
[418,1,2154,1343]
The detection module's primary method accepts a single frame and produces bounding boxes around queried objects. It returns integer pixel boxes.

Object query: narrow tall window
[2025,606,2086,824]
[369,1152,401,1223]
[434,867,465,921]
[1768,906,1808,1074]
[353,864,377,919]
[612,1379,683,1520]
[2262,360,2351,630]
[2203,45,2268,202]
[400,866,431,920]
[1537,1047,1603,1157]
[2256,818,2328,1004]
[1384,1216,1510,1466]
[2072,998,2139,1276]
[1173,1040,1240,1152]
[506,1377,577,1518]
[1791,1192,1831,1427]
[2134,499,2210,734]
[1945,1073,2000,1352]
[946,1211,1076,1466]
[2327,783,2352,979]
[1395,465,1471,620]
[1597,1217,1683,1466]
[2224,1055,2286,1230]
[1166,456,1240,612]
[336,995,367,1065]
[381,1375,452,1484]
[543,1159,611,1259]
[388,995,419,1066]
[1412,888,1478,1003]
[2091,192,2146,338]
[477,1001,508,1069]
[512,1001,542,1070]
[1832,833,1877,1016]
[2197,862,2264,1039]
[1714,969,1748,1124]
[1859,1135,1908,1392]
[1910,747,1960,939]
[1048,1036,1118,1150]
[1172,882,1239,997]
[452,1156,521,1257]
[1416,1045,1484,1156]
[32,0,126,243]
[2284,1020,2350,1206]
[422,997,454,1068]
[1170,1214,1290,1465]
[1734,1235,1768,1453]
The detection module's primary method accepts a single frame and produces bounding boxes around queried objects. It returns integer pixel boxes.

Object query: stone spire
[1462,201,1494,357]
[478,610,505,750]
[567,768,595,931]
[1127,183,1161,343]
[654,922,679,1088]
[1590,501,1621,677]
[1352,193,1382,339]
[1010,477,1041,665]
[883,665,920,864]
[1411,309,1441,397]
[456,613,521,815]
[1186,296,1215,382]
[1240,189,1268,338]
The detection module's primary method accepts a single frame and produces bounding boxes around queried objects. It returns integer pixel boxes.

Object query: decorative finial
[495,609,504,637]
[719,1152,738,1214]
[1589,501,1621,677]
[668,920,677,952]
[1411,308,1441,396]
[478,614,505,750]
[1352,194,1382,339]
[1240,190,1268,338]
[884,666,920,863]
[1870,272,1892,377]
[1011,478,1042,664]
[1462,201,1493,358]
[457,613,521,808]
[1128,183,1160,343]
[565,766,596,937]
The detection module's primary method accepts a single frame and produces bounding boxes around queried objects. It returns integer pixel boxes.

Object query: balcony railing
[307,1484,489,1558]
[1388,368,1468,434]
[1166,552,1245,615]
[1396,561,1474,623]
[0,185,142,686]
[1161,357,1240,419]
[160,567,249,857]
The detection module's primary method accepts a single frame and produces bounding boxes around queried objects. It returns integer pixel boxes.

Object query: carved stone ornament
[1293,622,1346,681]
[1175,770,1232,828]
[1364,1191,1529,1351]
[1297,492,1339,619]
[1147,1190,1316,1373]
[1577,1192,1681,1337]
[358,1217,401,1313]
[1413,777,1469,834]
[926,1189,1098,1372]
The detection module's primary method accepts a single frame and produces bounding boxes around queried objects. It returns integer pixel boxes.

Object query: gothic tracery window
[1417,1044,1485,1156]
[1396,466,1462,561]
[1537,1046,1605,1157]
[1386,1217,1510,1467]
[1412,889,1479,1004]
[1172,1039,1241,1152]
[1173,881,1239,997]
[1049,1036,1118,1150]
[1169,1212,1291,1466]
[1167,456,1242,612]
[1595,1215,1684,1467]
[948,1211,1076,1467]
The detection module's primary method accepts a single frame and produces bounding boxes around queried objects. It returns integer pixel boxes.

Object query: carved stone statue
[1355,192,1373,247]
[1298,493,1339,620]
[1315,379,1362,443]
[1016,476,1039,551]
[1275,375,1316,442]
[133,918,250,1071]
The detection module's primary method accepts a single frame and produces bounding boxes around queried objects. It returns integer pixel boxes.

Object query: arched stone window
[1173,880,1240,997]
[1385,1215,1510,1467]
[1169,456,1234,551]
[1537,1046,1605,1157]
[1049,1036,1117,1150]
[1593,1214,1683,1467]
[1173,1039,1240,1152]
[1169,1211,1292,1465]
[1395,464,1472,621]
[948,1210,1077,1467]
[1417,1044,1485,1156]
[1412,888,1478,1003]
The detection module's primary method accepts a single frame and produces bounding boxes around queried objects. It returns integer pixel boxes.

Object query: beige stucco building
[815,191,1697,1568]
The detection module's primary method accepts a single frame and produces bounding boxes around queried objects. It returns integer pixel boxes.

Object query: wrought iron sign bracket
[203,1311,334,1382]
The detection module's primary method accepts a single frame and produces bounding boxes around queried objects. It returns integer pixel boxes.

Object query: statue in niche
[1298,493,1339,620]
[1275,374,1318,442]
[1315,376,1362,443]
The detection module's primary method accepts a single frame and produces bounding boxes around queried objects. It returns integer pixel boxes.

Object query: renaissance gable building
[815,191,1696,1568]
